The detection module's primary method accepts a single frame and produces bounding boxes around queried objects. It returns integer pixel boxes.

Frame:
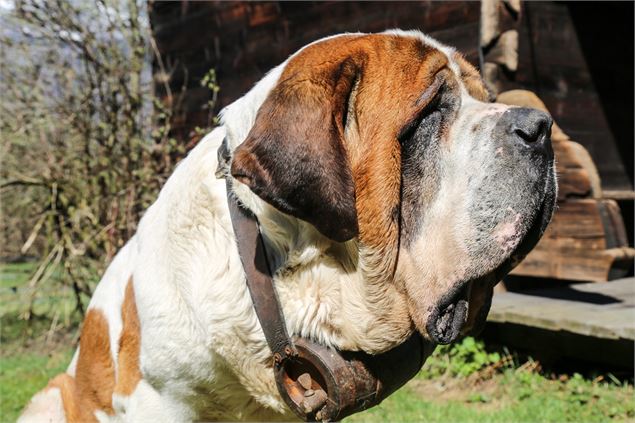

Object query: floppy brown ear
[230,59,359,242]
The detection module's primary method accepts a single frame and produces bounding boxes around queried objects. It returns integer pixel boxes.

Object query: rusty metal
[301,388,328,413]
[225,176,435,422]
[298,373,313,390]
[273,353,282,364]
[274,334,433,421]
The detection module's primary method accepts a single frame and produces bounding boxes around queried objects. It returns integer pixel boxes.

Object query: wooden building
[149,1,634,283]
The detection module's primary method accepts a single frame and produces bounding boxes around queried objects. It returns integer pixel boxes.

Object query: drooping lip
[425,170,557,344]
[426,280,472,344]
[425,270,500,345]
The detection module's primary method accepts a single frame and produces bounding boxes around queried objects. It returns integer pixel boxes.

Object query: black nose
[506,108,553,154]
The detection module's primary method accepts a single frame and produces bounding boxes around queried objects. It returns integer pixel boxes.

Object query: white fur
[18,388,66,423]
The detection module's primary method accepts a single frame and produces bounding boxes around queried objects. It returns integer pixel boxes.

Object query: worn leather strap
[225,178,298,364]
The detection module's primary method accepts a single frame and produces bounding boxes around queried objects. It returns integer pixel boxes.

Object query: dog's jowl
[20,30,556,422]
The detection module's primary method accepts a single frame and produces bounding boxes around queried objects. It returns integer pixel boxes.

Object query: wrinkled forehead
[284,32,447,81]
[282,30,489,102]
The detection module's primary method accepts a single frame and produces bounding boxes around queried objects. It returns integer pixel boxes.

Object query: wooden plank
[556,168,592,199]
[494,2,632,191]
[603,191,635,201]
[513,250,633,282]
[488,277,635,340]
[489,87,631,282]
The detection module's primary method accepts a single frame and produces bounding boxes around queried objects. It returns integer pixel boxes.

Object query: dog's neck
[225,168,412,354]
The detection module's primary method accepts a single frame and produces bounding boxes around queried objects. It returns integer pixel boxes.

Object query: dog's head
[229,31,556,345]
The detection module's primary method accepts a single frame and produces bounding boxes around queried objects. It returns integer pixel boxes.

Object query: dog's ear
[231,59,359,242]
[452,53,493,102]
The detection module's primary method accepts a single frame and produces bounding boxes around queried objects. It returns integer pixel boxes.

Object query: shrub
[0,0,217,318]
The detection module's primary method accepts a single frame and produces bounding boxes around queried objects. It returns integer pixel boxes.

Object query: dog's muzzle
[223,170,434,421]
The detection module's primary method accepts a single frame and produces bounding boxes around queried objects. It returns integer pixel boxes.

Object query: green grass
[0,348,74,422]
[348,366,634,422]
[1,262,633,422]
[0,262,78,422]
[347,339,634,422]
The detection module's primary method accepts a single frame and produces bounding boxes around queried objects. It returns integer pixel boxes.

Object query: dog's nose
[511,108,552,145]
[506,108,553,155]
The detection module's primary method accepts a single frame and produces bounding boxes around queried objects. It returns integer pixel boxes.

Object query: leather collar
[225,177,299,364]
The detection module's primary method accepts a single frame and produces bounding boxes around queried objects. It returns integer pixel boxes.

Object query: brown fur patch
[34,308,116,422]
[75,308,116,416]
[453,53,491,102]
[29,282,140,421]
[44,373,94,423]
[114,277,142,396]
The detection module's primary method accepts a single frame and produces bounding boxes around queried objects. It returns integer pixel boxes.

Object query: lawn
[0,348,73,421]
[1,262,633,422]
[1,262,78,421]
[350,349,634,422]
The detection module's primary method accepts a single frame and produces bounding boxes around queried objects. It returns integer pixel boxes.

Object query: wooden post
[480,0,522,96]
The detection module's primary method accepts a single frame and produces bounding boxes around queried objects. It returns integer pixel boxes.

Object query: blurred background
[1,1,633,421]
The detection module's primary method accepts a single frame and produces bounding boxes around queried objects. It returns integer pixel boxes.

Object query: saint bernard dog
[20,30,556,422]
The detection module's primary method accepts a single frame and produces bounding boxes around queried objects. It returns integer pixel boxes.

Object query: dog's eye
[398,83,445,142]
